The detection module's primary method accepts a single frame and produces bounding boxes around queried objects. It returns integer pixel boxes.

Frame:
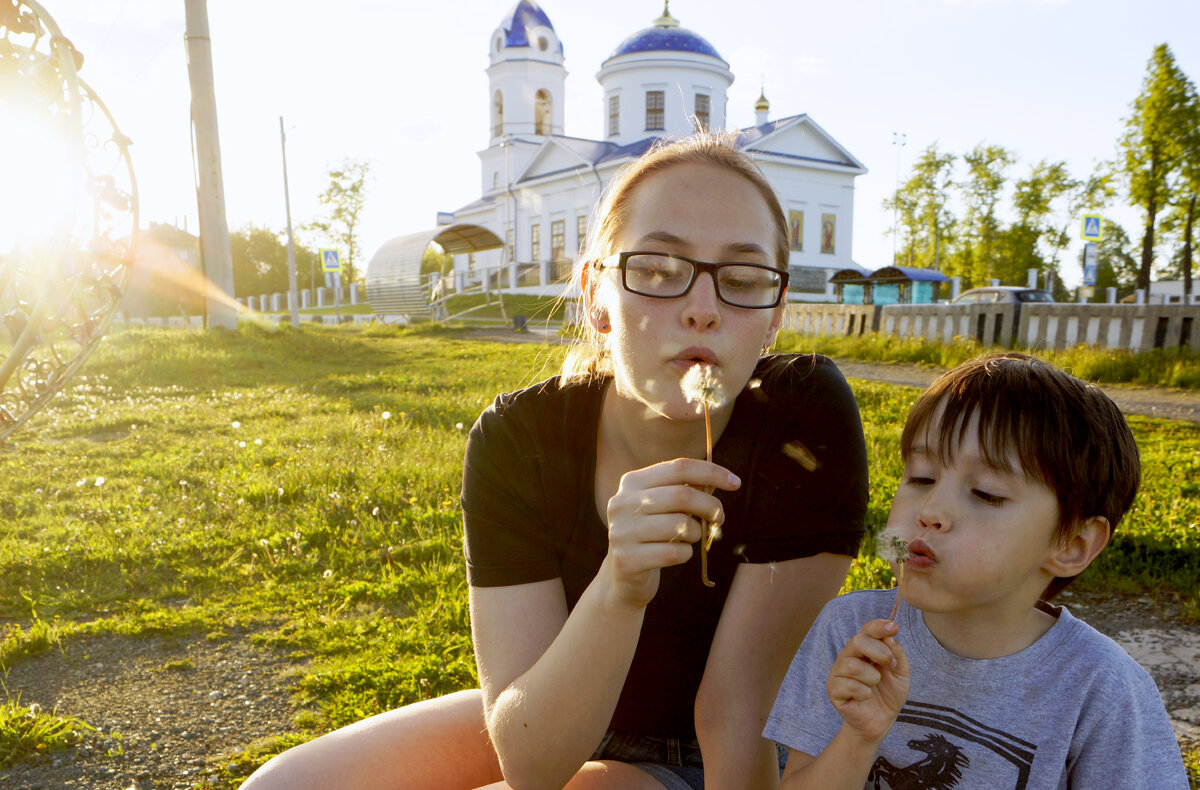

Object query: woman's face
[594,161,783,421]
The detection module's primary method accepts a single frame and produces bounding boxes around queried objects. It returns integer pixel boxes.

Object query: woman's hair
[900,352,1141,598]
[560,132,789,383]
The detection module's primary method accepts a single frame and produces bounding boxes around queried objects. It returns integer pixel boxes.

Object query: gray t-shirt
[765,589,1188,789]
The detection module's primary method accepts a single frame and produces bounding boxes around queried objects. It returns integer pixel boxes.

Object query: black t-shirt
[462,354,868,739]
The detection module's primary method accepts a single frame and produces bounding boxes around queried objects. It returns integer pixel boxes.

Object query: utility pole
[280,117,300,328]
[184,0,237,329]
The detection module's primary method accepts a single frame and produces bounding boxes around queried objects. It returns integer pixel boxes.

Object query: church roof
[498,1,563,54]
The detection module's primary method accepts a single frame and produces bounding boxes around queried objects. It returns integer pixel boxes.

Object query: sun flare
[0,100,84,255]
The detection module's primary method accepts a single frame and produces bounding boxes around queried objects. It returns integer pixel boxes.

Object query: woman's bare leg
[240,689,502,790]
[476,760,670,790]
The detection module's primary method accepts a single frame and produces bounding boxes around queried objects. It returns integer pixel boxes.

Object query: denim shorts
[591,730,788,790]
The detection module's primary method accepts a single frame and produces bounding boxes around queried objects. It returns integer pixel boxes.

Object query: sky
[17,0,1200,289]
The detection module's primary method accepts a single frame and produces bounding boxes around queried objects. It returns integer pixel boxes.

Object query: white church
[365,1,868,315]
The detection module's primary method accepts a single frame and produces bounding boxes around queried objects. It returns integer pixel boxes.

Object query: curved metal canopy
[364,224,503,317]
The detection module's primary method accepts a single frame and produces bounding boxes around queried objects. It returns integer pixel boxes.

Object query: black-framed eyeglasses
[598,251,789,309]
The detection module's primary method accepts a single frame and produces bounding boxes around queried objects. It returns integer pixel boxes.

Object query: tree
[1162,81,1200,299]
[1002,160,1080,286]
[309,158,371,284]
[1117,44,1196,292]
[883,144,956,271]
[230,224,322,298]
[955,143,1015,285]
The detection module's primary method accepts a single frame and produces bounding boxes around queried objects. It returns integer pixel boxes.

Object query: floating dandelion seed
[681,363,726,588]
[781,440,820,472]
[877,529,910,621]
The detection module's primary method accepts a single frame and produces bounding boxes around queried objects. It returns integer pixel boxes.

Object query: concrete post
[184,0,237,330]
[1106,287,1117,304]
[950,277,961,301]
[1026,268,1038,288]
[989,278,1000,287]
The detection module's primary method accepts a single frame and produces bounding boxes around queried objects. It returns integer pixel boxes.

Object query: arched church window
[493,91,504,138]
[535,89,551,135]
[494,36,503,53]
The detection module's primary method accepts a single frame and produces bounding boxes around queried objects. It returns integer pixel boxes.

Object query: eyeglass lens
[624,253,782,307]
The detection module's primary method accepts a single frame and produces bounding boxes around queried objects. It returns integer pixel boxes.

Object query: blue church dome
[610,26,722,60]
[607,4,723,62]
[499,1,563,55]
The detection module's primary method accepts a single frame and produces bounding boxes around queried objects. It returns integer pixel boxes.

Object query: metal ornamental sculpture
[0,0,137,441]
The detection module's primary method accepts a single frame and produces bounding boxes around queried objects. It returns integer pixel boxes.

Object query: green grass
[0,701,93,768]
[776,329,1200,389]
[0,324,1195,786]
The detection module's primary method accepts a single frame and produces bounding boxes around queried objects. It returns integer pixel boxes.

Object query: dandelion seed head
[237,441,246,448]
[322,569,333,579]
[877,529,910,564]
[254,438,263,445]
[231,421,241,429]
[381,411,392,420]
[95,477,105,487]
[681,363,725,409]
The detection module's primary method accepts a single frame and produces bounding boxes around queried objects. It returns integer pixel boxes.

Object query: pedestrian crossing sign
[1081,215,1102,242]
[320,248,341,273]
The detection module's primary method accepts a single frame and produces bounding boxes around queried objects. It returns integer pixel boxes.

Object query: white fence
[782,303,1200,353]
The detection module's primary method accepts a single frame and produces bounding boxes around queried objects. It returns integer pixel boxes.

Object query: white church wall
[597,56,732,145]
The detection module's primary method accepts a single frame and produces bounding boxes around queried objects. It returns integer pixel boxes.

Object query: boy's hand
[826,619,910,742]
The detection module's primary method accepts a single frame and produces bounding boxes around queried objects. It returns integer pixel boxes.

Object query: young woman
[241,134,869,790]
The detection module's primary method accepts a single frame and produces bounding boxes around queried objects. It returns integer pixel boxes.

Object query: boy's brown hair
[900,352,1141,598]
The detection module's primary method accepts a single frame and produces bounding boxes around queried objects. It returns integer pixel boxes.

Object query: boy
[765,352,1188,789]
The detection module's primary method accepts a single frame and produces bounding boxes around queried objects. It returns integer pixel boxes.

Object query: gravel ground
[0,634,297,790]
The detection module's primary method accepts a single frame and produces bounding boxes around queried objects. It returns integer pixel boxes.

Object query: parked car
[951,286,1054,305]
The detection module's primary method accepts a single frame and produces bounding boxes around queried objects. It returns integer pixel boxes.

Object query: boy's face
[887,407,1064,620]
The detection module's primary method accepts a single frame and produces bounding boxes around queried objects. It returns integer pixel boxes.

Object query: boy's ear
[1044,516,1110,579]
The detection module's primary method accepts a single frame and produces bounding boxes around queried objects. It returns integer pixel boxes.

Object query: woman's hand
[602,458,741,608]
[826,619,910,743]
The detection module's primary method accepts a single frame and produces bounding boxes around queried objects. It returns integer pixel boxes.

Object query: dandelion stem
[681,363,725,589]
[888,564,903,621]
[701,403,715,588]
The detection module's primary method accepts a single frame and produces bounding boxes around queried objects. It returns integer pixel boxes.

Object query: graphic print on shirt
[867,701,1037,790]
[868,733,967,789]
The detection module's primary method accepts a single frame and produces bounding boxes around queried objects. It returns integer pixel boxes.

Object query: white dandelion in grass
[877,528,910,622]
[681,363,727,589]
